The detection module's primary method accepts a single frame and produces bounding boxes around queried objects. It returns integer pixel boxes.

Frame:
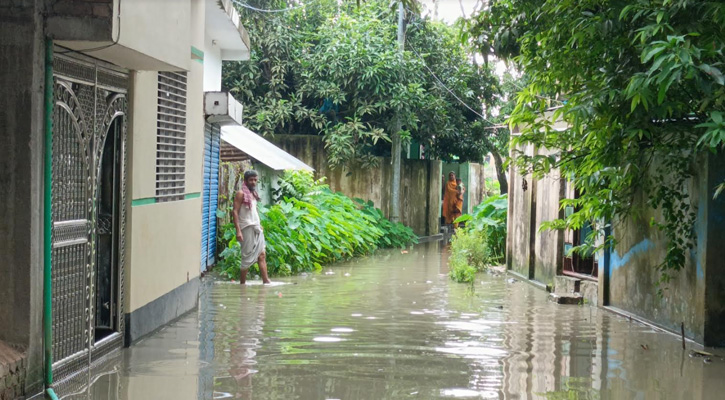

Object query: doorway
[563,189,597,280]
[50,50,128,384]
[95,117,122,341]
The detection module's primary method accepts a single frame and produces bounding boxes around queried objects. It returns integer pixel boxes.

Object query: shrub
[217,171,418,279]
[356,199,419,249]
[449,194,508,283]
[449,229,491,283]
[449,260,477,284]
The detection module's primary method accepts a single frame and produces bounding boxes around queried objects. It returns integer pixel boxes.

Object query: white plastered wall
[116,0,191,70]
[203,36,223,92]
[123,0,206,314]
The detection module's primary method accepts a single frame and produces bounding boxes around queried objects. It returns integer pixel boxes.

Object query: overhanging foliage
[223,0,504,170]
[468,0,725,284]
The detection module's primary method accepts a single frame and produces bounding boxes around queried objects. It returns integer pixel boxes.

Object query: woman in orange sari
[442,172,459,225]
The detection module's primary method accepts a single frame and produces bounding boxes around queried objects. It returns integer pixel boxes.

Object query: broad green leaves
[217,170,417,279]
[449,194,509,283]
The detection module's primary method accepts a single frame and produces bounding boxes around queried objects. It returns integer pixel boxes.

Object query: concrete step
[554,275,580,295]
[579,281,598,306]
[548,293,584,305]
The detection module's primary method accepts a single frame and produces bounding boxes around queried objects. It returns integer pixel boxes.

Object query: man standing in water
[233,170,271,284]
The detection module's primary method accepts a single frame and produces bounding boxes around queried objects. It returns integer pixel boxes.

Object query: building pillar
[0,0,48,394]
[704,153,725,347]
[427,160,442,236]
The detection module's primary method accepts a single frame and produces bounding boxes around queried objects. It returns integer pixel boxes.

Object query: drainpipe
[43,38,60,400]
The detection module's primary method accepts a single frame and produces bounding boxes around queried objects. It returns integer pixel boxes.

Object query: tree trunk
[490,148,508,194]
[391,128,402,222]
[480,134,508,194]
[390,2,406,222]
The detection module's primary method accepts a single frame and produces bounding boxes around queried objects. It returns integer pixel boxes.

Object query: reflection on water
[75,242,724,399]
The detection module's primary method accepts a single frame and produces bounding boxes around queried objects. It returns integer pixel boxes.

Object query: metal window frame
[155,71,188,202]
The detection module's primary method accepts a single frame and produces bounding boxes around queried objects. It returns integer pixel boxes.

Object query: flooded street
[79,243,724,400]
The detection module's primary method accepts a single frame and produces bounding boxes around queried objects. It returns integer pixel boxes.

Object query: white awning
[221,125,314,172]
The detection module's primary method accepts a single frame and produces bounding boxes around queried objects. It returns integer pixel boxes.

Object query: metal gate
[201,122,221,271]
[50,50,128,383]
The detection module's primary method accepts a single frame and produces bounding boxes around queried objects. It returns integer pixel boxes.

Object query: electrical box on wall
[204,91,243,126]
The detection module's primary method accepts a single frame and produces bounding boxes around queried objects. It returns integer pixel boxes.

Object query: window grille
[156,71,187,202]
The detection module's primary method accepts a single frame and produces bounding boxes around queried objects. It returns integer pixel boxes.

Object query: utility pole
[391,1,405,222]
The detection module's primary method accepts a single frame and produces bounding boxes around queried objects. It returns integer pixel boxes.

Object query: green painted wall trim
[132,197,156,207]
[191,46,204,64]
[132,193,200,206]
[43,38,55,387]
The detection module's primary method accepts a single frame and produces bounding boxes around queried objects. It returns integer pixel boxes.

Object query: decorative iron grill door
[51,52,128,381]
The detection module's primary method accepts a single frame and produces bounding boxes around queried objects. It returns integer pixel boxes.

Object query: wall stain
[610,239,654,271]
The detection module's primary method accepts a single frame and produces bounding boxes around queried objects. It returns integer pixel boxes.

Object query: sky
[419,0,510,77]
[420,0,482,23]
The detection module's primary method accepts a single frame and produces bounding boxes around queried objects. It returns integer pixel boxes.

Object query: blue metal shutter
[206,124,221,266]
[201,122,212,271]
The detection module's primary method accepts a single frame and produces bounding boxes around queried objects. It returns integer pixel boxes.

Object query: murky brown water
[76,242,725,400]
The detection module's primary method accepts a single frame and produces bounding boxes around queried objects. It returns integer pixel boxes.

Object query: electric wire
[232,0,307,13]
[407,43,504,130]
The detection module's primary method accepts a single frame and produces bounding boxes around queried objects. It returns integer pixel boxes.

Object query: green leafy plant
[356,199,419,249]
[449,194,508,283]
[455,194,508,261]
[217,170,417,279]
[272,169,323,203]
[449,229,491,283]
[484,177,501,197]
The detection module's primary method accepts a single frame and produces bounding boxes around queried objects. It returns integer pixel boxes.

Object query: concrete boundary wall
[607,153,725,345]
[271,135,441,236]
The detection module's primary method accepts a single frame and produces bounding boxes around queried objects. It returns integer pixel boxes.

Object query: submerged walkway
[79,242,723,399]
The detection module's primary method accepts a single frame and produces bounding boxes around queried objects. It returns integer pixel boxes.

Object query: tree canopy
[468,0,725,282]
[223,0,505,175]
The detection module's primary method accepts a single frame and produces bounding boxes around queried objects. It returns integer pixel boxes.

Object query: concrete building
[506,117,725,347]
[0,0,250,397]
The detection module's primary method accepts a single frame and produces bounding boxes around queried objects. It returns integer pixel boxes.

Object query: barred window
[156,71,187,202]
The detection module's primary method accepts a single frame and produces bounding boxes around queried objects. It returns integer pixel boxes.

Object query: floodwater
[76,242,724,400]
